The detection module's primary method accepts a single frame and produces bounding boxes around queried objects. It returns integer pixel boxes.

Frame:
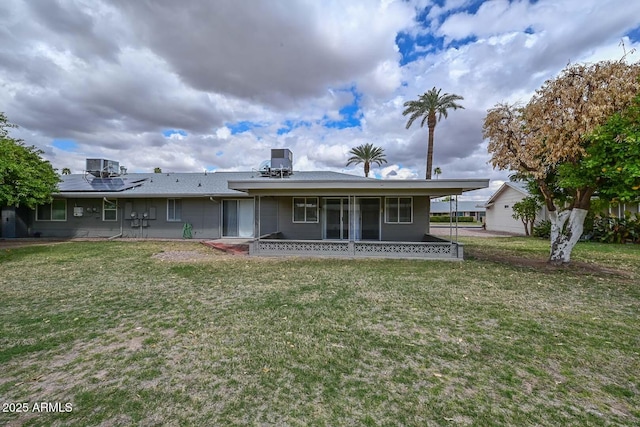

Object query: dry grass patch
[0,239,639,426]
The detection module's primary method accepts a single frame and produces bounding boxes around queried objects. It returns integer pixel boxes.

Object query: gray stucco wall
[29,194,431,241]
[256,197,279,236]
[270,196,429,241]
[31,197,221,239]
[380,196,429,242]
[31,198,121,238]
[121,198,220,239]
[276,197,323,239]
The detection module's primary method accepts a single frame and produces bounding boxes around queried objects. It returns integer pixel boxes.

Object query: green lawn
[1,238,639,426]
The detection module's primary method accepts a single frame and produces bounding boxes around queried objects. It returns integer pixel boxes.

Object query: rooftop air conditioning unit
[269,149,293,177]
[86,159,120,178]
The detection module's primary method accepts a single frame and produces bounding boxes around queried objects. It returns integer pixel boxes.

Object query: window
[293,197,318,223]
[223,199,254,237]
[385,197,412,223]
[103,199,117,221]
[167,199,182,221]
[36,199,67,221]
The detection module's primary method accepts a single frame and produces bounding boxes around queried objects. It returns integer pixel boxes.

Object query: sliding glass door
[222,199,254,237]
[324,198,349,240]
[324,197,380,241]
[357,198,380,240]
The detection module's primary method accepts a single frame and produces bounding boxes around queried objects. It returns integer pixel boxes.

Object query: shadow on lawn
[465,246,636,280]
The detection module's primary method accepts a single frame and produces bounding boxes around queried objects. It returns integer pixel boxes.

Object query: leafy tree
[346,143,387,178]
[434,167,442,179]
[402,87,464,179]
[484,60,640,264]
[61,168,71,175]
[154,167,162,173]
[559,94,640,203]
[0,113,60,209]
[512,196,541,236]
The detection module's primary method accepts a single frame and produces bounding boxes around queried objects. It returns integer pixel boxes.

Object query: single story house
[5,150,489,259]
[484,182,548,235]
[484,181,640,236]
[605,201,640,218]
[430,200,486,222]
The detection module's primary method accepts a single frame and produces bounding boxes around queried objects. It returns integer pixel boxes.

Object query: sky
[1,0,639,201]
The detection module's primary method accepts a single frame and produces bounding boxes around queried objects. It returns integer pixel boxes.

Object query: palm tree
[346,143,387,178]
[61,168,71,175]
[402,87,464,179]
[434,167,442,179]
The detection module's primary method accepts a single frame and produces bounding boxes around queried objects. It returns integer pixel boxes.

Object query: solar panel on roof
[90,178,128,191]
[59,176,148,192]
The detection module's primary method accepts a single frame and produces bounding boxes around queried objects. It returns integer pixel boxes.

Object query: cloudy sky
[1,0,639,200]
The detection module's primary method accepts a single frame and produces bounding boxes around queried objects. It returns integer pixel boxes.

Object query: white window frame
[36,199,67,221]
[103,199,118,222]
[384,197,413,224]
[292,197,319,223]
[167,198,182,222]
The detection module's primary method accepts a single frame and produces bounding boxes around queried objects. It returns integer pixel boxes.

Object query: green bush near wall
[430,215,475,223]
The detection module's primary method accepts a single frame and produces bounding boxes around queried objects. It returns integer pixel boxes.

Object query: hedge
[430,215,476,223]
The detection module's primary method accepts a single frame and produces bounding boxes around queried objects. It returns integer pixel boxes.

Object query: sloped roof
[56,171,369,198]
[484,182,530,207]
[56,171,489,198]
[431,201,486,214]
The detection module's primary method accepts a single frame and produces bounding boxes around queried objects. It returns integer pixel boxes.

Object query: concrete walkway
[429,226,518,238]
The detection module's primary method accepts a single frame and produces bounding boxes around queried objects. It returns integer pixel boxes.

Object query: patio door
[222,199,254,237]
[356,198,380,240]
[324,198,349,240]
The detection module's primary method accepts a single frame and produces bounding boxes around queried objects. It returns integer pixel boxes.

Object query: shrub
[430,216,475,223]
[533,213,639,243]
[591,215,640,244]
[430,216,452,223]
[533,220,551,238]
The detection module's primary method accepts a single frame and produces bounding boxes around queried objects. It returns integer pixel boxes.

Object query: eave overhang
[51,192,250,199]
[228,178,490,197]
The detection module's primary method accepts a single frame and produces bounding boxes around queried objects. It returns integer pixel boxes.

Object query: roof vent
[86,159,120,178]
[259,149,293,178]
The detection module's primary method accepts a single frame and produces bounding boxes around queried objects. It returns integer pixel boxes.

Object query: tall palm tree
[346,143,387,178]
[402,87,464,179]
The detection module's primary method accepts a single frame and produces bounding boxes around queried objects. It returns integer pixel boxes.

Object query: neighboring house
[484,182,639,237]
[484,182,548,235]
[17,150,489,259]
[430,200,486,222]
[604,201,640,218]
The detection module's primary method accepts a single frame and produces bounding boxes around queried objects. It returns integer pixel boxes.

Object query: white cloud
[380,164,419,180]
[216,127,231,140]
[1,0,638,200]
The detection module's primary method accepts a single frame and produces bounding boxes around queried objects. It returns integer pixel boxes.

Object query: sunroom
[227,177,489,260]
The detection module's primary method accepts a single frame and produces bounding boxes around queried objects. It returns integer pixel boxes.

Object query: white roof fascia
[484,182,529,206]
[228,178,490,195]
[52,192,251,199]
